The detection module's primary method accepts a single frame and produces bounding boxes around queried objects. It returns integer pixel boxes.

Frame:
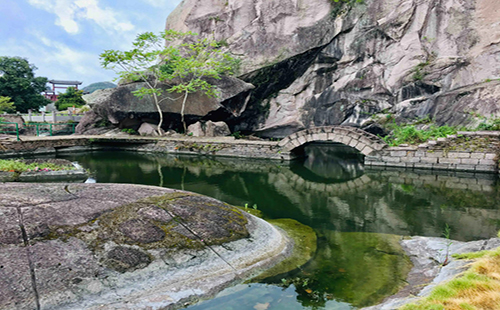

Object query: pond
[57,143,500,309]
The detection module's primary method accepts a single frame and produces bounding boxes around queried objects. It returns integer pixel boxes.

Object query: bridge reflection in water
[56,145,500,308]
[58,144,500,242]
[291,142,364,183]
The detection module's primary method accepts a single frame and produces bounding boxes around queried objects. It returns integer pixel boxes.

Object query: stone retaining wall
[1,131,499,174]
[366,148,498,173]
[366,132,500,173]
[0,136,286,161]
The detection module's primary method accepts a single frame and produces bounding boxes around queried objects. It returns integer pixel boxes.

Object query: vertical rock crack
[16,207,41,310]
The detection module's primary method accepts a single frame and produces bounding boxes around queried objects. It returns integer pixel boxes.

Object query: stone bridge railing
[278,126,388,156]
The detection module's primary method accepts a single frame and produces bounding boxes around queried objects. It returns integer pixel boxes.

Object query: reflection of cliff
[60,151,500,241]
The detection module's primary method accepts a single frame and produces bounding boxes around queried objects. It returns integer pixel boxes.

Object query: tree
[100,30,238,134]
[0,57,51,112]
[56,87,86,110]
[0,96,15,113]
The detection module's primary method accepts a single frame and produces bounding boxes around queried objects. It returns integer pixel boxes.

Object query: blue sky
[0,0,182,87]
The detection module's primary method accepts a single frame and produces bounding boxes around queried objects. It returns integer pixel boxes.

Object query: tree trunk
[153,92,163,136]
[181,91,189,133]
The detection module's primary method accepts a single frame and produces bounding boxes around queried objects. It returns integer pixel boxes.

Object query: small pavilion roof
[48,80,83,85]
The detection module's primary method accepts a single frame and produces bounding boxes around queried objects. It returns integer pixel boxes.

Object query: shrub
[382,123,458,146]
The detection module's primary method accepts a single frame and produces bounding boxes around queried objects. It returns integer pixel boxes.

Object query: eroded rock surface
[0,183,289,310]
[167,0,500,137]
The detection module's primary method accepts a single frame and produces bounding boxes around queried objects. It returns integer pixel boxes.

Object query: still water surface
[58,144,500,309]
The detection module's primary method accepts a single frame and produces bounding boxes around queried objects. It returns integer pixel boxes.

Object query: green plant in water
[441,223,453,266]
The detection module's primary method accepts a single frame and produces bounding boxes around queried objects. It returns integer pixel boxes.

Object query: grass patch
[400,247,500,310]
[0,159,75,173]
[382,123,459,146]
[476,118,500,131]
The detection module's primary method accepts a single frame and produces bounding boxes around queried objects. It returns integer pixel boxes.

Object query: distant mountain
[82,82,117,94]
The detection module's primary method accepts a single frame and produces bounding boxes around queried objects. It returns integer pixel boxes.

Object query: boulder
[82,88,116,106]
[137,122,164,136]
[77,76,254,135]
[0,183,290,310]
[167,0,500,137]
[187,121,231,137]
[187,121,204,137]
[75,110,113,135]
[0,114,25,129]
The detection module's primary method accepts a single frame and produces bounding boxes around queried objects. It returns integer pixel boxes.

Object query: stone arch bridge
[278,126,388,157]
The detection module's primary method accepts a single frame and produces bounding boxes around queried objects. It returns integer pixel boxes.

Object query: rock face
[0,183,290,310]
[166,0,500,138]
[76,76,254,134]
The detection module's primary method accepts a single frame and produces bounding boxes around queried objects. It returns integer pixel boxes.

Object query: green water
[57,144,500,309]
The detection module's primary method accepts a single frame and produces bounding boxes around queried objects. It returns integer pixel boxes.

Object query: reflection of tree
[60,151,500,241]
[272,231,411,309]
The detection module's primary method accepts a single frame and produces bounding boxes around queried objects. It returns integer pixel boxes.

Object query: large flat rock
[0,183,290,310]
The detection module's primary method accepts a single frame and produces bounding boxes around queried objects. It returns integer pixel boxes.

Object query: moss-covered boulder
[0,183,290,310]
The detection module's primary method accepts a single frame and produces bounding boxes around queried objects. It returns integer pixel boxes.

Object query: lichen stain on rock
[40,192,249,272]
[104,246,152,273]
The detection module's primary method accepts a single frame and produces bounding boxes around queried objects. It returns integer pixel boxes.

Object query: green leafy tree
[56,87,86,110]
[100,30,237,134]
[0,96,15,113]
[0,57,50,112]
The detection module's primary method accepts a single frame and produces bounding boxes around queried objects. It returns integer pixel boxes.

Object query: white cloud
[27,0,134,35]
[0,35,114,84]
[28,0,80,34]
[75,0,134,32]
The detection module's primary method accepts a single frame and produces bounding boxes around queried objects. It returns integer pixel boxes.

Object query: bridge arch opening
[278,126,387,159]
[290,142,365,183]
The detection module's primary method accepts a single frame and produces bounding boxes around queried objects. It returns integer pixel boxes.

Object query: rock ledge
[0,183,291,310]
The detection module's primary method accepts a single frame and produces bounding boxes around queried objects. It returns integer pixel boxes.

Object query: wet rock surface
[0,183,290,310]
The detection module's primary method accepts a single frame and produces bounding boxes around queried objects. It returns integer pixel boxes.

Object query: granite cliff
[166,0,500,137]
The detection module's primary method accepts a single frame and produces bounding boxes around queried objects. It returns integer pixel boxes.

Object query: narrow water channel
[57,143,500,309]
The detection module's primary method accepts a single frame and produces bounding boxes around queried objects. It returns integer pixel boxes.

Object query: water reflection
[56,144,500,309]
[57,147,500,241]
[292,143,364,183]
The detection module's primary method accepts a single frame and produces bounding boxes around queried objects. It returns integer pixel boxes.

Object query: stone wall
[366,132,500,173]
[1,132,499,174]
[0,136,286,161]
